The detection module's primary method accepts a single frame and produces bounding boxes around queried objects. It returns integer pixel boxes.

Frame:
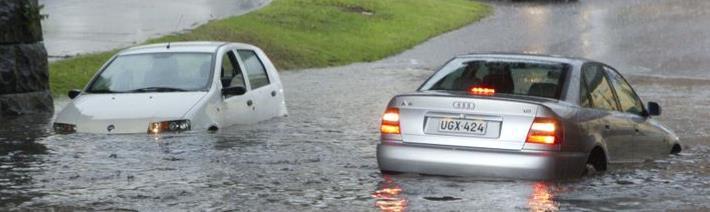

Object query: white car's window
[88,53,213,93]
[420,59,569,99]
[581,64,618,111]
[221,51,246,88]
[606,67,645,115]
[237,50,270,89]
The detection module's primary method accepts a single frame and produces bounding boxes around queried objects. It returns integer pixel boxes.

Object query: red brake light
[381,108,400,134]
[468,86,495,96]
[526,117,562,145]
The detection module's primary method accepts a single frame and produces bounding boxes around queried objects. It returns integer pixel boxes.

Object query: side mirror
[647,102,661,116]
[222,86,246,96]
[68,89,81,99]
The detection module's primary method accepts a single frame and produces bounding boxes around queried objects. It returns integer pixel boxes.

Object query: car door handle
[247,100,253,106]
[271,91,276,97]
[604,125,611,130]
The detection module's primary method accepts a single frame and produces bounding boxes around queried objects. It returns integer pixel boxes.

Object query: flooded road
[39,0,271,58]
[3,0,710,211]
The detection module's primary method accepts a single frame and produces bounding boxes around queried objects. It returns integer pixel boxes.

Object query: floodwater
[39,0,271,58]
[3,0,710,211]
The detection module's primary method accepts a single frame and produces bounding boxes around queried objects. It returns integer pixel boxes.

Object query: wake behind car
[377,53,682,180]
[54,42,287,134]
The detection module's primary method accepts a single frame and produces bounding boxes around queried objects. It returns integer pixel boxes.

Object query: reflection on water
[39,0,272,57]
[0,114,53,208]
[372,176,407,212]
[528,182,559,212]
[521,5,550,54]
[577,2,611,61]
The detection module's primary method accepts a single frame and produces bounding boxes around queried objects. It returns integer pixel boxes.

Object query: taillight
[380,108,400,134]
[526,117,562,145]
[468,86,495,96]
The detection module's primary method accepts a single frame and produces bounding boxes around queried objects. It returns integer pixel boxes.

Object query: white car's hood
[55,92,207,134]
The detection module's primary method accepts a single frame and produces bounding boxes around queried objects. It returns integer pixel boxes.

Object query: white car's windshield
[87,52,213,93]
[420,59,569,99]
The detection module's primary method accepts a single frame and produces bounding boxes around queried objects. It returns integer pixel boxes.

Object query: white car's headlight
[148,120,191,134]
[53,123,77,134]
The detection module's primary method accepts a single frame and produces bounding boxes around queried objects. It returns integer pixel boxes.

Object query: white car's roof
[118,41,256,55]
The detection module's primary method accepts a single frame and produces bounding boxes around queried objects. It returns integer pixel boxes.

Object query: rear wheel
[380,169,403,175]
[583,147,607,176]
[670,144,682,155]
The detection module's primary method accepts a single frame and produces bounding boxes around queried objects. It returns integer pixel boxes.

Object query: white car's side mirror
[68,89,81,99]
[647,102,661,116]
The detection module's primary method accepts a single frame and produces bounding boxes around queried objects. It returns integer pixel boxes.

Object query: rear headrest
[528,83,558,98]
[482,74,514,93]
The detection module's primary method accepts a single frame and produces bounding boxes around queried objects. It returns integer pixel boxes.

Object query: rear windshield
[419,59,570,99]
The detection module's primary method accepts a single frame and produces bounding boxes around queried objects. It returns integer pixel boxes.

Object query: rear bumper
[377,142,587,180]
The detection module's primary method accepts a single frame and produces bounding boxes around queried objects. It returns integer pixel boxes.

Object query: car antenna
[167,14,184,50]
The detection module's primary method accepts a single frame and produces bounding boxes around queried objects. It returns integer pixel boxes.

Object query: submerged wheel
[380,169,403,175]
[671,144,682,155]
[583,147,608,176]
[207,125,219,132]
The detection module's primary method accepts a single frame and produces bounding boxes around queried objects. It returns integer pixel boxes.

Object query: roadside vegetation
[50,0,491,96]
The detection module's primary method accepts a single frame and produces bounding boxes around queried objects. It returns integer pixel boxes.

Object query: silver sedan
[377,53,682,180]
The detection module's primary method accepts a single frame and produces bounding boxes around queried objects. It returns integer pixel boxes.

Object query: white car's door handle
[271,91,276,97]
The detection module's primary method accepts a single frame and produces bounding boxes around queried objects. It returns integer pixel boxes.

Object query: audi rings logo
[452,101,476,110]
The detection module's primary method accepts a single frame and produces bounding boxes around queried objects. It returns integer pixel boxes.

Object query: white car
[53,42,287,134]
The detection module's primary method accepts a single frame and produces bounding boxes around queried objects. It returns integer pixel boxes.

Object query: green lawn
[49,0,491,96]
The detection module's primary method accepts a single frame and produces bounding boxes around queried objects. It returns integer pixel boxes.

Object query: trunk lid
[393,91,551,150]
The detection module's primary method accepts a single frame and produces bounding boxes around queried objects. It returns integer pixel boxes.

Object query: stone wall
[0,0,53,117]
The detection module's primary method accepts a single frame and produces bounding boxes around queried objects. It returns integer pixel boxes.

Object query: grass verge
[49,0,491,96]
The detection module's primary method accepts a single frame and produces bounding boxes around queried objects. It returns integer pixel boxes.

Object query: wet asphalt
[3,0,710,211]
[39,0,271,58]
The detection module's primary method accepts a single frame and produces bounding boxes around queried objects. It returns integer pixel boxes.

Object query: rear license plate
[438,119,488,135]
